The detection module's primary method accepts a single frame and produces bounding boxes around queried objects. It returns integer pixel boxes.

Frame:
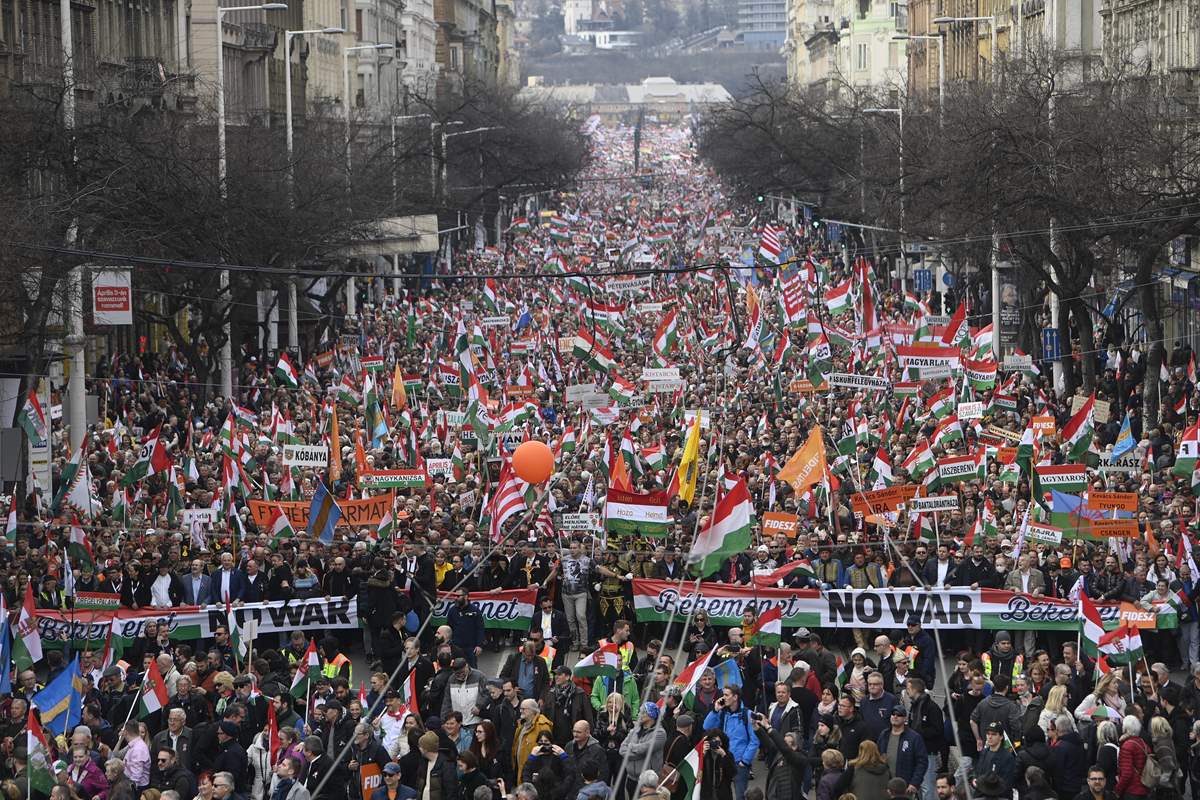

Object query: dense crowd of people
[1,122,1200,800]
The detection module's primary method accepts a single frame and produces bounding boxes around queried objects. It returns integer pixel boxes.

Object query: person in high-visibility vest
[980,631,1022,687]
[321,637,353,684]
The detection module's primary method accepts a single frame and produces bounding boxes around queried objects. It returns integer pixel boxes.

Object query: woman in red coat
[1114,715,1151,798]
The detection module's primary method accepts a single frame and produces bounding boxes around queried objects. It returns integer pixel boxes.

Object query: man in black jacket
[152,747,196,799]
[213,722,249,794]
[413,731,460,800]
[302,736,336,800]
[904,677,944,796]
[835,695,868,764]
[662,715,695,800]
[570,720,610,787]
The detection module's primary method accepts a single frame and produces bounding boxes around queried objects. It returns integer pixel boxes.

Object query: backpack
[1140,740,1163,789]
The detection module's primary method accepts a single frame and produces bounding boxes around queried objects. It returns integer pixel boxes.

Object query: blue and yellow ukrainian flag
[307,481,342,545]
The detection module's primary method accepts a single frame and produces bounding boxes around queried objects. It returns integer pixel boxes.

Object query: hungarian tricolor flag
[752,560,815,588]
[1062,394,1096,461]
[675,738,706,800]
[669,647,716,708]
[14,580,42,670]
[16,389,47,447]
[572,643,622,678]
[688,477,753,577]
[67,516,95,570]
[121,424,171,486]
[289,639,320,698]
[27,710,55,795]
[267,505,296,546]
[1174,421,1200,483]
[274,353,300,388]
[4,495,15,550]
[1079,594,1106,660]
[1098,624,1144,666]
[139,657,170,718]
[748,606,782,647]
[653,309,679,356]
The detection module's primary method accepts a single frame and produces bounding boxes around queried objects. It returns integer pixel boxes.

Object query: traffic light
[810,208,823,230]
[756,194,765,203]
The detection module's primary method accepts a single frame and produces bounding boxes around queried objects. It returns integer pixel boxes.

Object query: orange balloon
[512,441,555,484]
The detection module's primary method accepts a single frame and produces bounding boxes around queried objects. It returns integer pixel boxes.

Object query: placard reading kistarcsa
[641,367,681,382]
[282,444,329,468]
[646,379,687,393]
[910,495,960,512]
[560,513,602,531]
[828,373,891,390]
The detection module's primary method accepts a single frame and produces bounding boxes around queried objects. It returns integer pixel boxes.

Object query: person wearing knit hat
[413,730,458,800]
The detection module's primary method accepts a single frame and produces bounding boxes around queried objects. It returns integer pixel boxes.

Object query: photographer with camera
[522,732,577,800]
[702,686,759,800]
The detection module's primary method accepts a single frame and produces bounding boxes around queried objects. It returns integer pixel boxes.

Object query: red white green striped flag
[688,478,754,577]
[1062,393,1095,461]
[675,738,706,800]
[289,639,320,698]
[572,642,622,678]
[139,657,170,718]
[670,647,717,708]
[748,606,782,647]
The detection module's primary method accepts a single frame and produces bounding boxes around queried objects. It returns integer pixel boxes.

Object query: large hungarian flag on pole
[572,643,622,678]
[1062,394,1095,461]
[139,657,170,718]
[289,639,320,698]
[747,606,782,647]
[688,477,754,577]
[121,424,171,486]
[14,580,42,669]
[1098,625,1145,666]
[675,738,706,800]
[27,710,56,796]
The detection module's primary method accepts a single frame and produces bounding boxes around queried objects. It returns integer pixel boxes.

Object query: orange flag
[392,363,408,411]
[776,426,827,496]
[329,403,342,482]
[610,449,633,492]
[1146,523,1160,557]
[355,431,368,476]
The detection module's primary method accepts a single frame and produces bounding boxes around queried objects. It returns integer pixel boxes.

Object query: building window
[355,9,363,40]
[856,41,868,69]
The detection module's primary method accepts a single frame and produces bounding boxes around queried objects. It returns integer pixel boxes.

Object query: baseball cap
[383,763,403,775]
[986,722,1004,734]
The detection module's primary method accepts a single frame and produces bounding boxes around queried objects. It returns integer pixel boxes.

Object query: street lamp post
[932,15,997,81]
[430,120,463,203]
[282,25,343,353]
[215,1,287,400]
[893,33,944,128]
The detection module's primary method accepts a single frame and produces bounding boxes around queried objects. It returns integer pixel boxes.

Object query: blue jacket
[446,602,486,650]
[876,727,928,786]
[859,691,899,742]
[703,705,759,765]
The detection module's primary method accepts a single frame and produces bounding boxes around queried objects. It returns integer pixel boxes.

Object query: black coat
[1047,731,1087,796]
[214,739,249,793]
[413,754,461,800]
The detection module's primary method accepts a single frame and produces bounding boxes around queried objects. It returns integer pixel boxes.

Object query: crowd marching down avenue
[5,121,1200,800]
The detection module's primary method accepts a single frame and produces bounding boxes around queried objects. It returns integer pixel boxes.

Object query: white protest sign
[282,444,329,468]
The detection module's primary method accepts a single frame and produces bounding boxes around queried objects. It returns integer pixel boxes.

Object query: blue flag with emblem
[306,481,342,545]
[712,657,743,689]
[31,654,84,735]
[1112,412,1135,458]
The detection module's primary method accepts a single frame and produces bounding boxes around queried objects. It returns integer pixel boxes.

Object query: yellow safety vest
[322,653,352,684]
[981,652,1023,683]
